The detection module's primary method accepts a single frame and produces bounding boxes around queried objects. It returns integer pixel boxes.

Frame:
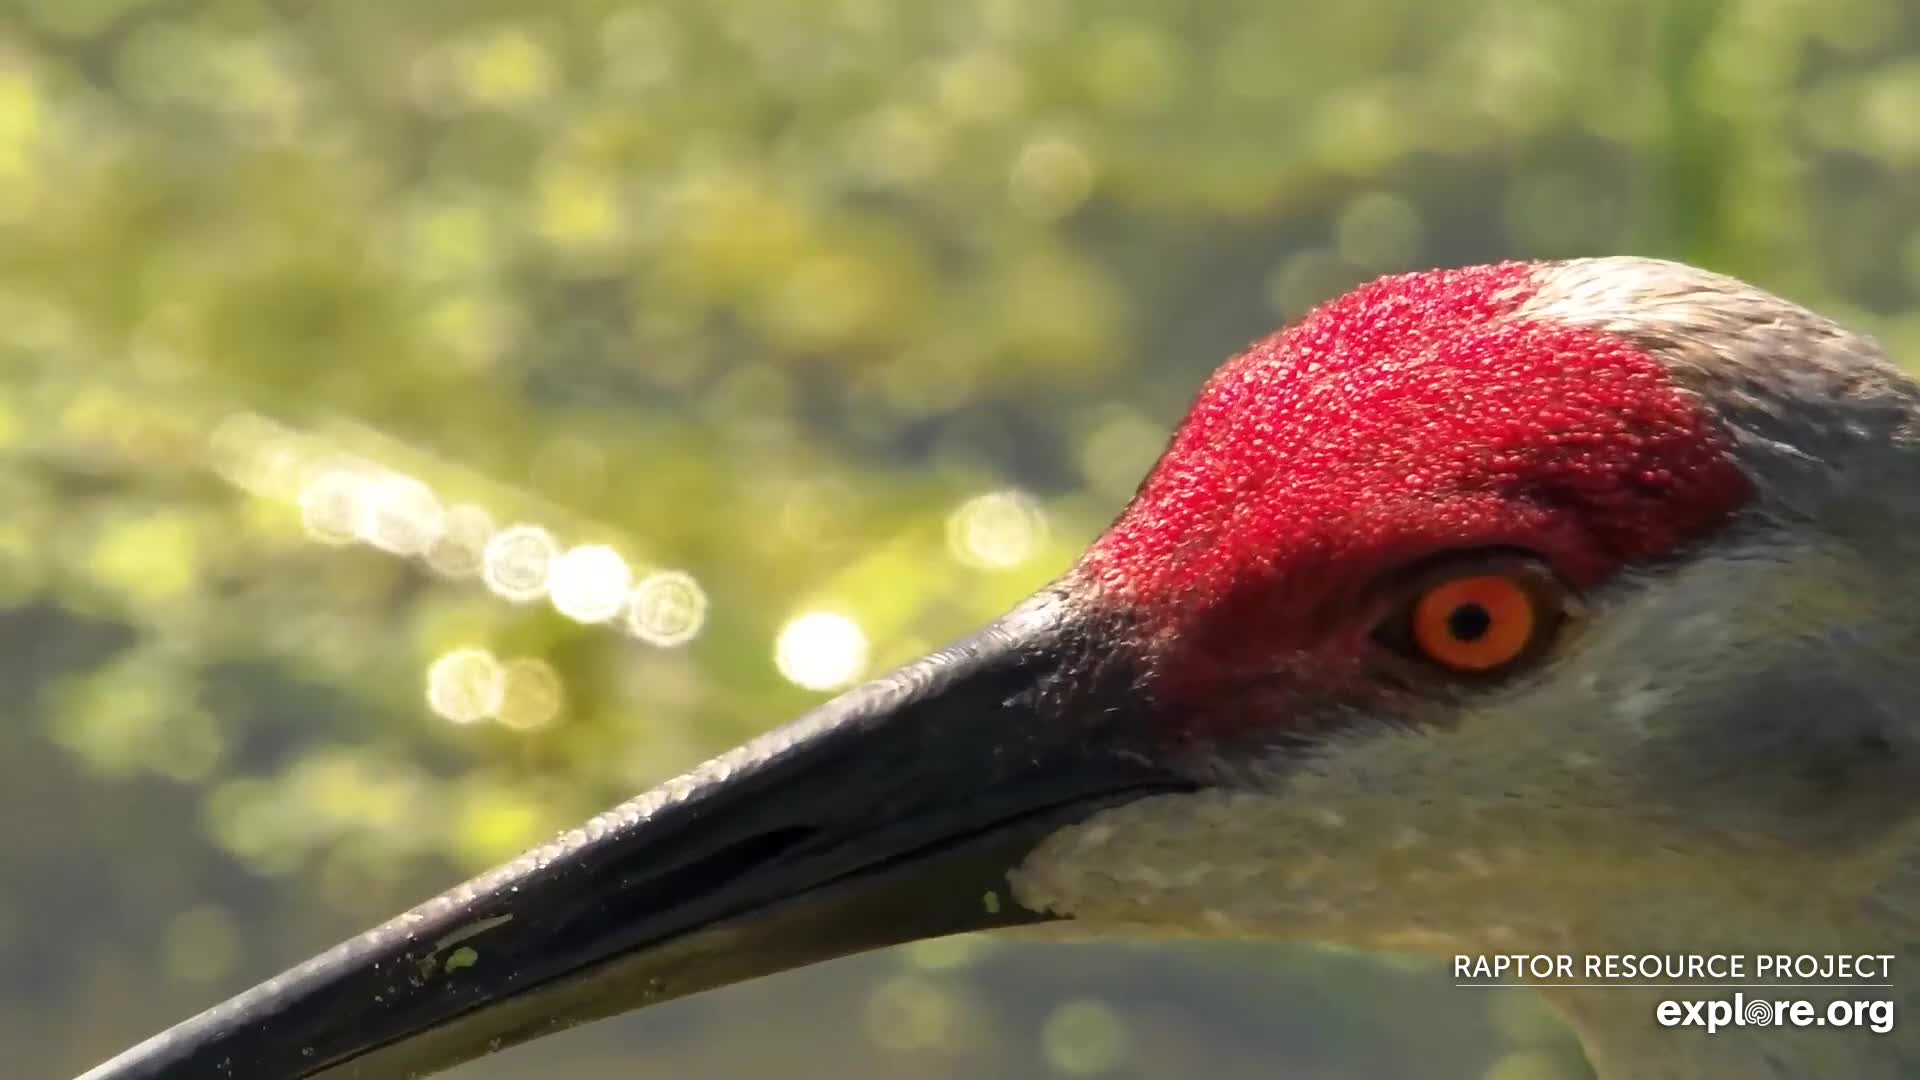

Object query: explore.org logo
[1656,993,1895,1035]
[1451,953,1897,1036]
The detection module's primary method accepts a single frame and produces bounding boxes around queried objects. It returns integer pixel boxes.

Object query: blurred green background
[7,0,1920,1076]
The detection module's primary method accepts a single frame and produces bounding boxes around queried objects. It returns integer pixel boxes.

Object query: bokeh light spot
[936,52,1026,121]
[452,789,547,867]
[947,489,1047,570]
[775,611,868,691]
[208,411,290,495]
[1083,23,1184,112]
[626,570,708,646]
[534,161,625,256]
[903,935,996,972]
[1080,411,1168,500]
[865,975,966,1054]
[425,503,497,579]
[1484,1049,1580,1080]
[1041,998,1131,1076]
[845,105,948,188]
[1009,134,1095,219]
[481,524,559,604]
[598,9,680,91]
[298,468,367,545]
[497,656,565,732]
[426,647,504,724]
[452,27,556,108]
[88,512,198,607]
[1335,191,1424,271]
[0,68,44,222]
[358,473,445,556]
[548,544,634,624]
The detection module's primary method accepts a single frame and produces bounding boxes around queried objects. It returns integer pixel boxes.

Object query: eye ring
[1374,556,1572,677]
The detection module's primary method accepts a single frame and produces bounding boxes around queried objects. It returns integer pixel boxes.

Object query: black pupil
[1447,603,1493,642]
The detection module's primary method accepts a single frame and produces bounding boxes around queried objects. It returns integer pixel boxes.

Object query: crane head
[82,257,1920,1080]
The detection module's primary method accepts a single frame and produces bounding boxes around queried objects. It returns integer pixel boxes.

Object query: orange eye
[1409,573,1542,673]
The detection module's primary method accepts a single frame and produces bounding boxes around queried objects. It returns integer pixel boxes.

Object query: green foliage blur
[7,0,1919,1076]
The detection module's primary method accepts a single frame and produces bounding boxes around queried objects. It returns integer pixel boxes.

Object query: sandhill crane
[80,257,1920,1079]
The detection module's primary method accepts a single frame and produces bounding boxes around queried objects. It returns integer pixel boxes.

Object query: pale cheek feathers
[1005,738,1736,956]
[1008,788,1352,935]
[1006,784,1572,949]
[1010,542,1889,951]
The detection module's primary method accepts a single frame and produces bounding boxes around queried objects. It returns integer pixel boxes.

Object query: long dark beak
[81,589,1180,1080]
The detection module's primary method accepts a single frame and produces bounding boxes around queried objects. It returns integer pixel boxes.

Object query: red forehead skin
[1078,262,1752,700]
